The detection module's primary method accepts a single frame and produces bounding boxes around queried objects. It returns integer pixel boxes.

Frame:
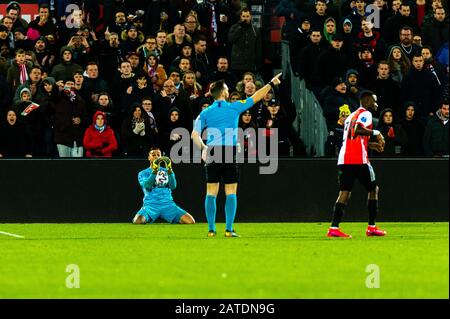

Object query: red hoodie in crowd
[83,111,118,157]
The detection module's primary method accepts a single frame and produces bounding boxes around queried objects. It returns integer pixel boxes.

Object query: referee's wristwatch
[269,81,276,90]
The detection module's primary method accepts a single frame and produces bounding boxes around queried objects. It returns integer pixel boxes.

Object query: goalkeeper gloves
[151,158,160,173]
[160,156,173,173]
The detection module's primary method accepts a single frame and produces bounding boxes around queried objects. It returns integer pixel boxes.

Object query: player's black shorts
[338,164,377,192]
[205,146,240,184]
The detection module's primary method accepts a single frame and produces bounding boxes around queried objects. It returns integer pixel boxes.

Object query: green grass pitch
[0,222,448,299]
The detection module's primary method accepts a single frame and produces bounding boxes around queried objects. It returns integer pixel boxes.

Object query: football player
[132,147,195,224]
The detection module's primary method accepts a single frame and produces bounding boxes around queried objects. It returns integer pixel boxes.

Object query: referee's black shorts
[338,164,377,192]
[205,146,240,184]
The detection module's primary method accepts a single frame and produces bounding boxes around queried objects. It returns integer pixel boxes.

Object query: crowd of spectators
[0,0,448,158]
[280,0,449,157]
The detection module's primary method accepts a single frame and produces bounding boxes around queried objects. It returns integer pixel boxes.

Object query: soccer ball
[155,170,169,187]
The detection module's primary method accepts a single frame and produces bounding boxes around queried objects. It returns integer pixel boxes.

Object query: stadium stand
[0,0,448,158]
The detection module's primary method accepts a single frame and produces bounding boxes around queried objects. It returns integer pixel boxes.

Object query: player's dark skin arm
[355,125,375,136]
[355,125,385,150]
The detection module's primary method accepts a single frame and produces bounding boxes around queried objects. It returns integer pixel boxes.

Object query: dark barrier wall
[0,159,448,222]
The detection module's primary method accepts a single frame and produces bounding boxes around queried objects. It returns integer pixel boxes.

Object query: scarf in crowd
[436,110,449,124]
[208,1,218,45]
[64,87,77,102]
[147,65,157,79]
[147,112,157,130]
[19,64,29,85]
[95,124,106,133]
[131,117,144,130]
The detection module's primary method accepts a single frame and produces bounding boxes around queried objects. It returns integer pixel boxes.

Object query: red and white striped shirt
[338,107,372,165]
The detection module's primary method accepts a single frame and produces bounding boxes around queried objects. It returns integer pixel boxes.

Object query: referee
[192,73,282,237]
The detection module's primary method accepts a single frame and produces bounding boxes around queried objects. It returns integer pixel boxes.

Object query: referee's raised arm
[250,72,282,104]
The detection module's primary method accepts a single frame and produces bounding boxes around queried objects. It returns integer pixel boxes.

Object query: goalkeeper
[132,147,195,224]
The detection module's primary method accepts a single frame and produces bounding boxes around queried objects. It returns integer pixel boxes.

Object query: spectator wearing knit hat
[321,76,356,131]
[33,36,56,74]
[288,18,312,71]
[345,69,365,107]
[3,1,28,31]
[15,85,48,156]
[12,27,33,52]
[354,45,378,88]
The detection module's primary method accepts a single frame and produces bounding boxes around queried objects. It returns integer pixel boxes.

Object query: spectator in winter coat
[384,3,420,45]
[386,45,411,86]
[368,61,401,117]
[0,108,33,158]
[399,101,425,156]
[27,4,58,39]
[401,54,442,123]
[260,98,306,157]
[51,79,88,157]
[423,100,449,156]
[421,7,449,53]
[373,108,408,156]
[321,76,356,130]
[50,46,83,83]
[83,111,118,158]
[317,33,350,87]
[143,52,167,92]
[121,104,157,157]
[6,49,33,93]
[228,8,263,77]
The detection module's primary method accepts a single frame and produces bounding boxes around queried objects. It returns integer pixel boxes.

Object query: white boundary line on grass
[0,231,25,239]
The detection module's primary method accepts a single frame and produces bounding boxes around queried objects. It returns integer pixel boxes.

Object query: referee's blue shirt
[193,98,254,146]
